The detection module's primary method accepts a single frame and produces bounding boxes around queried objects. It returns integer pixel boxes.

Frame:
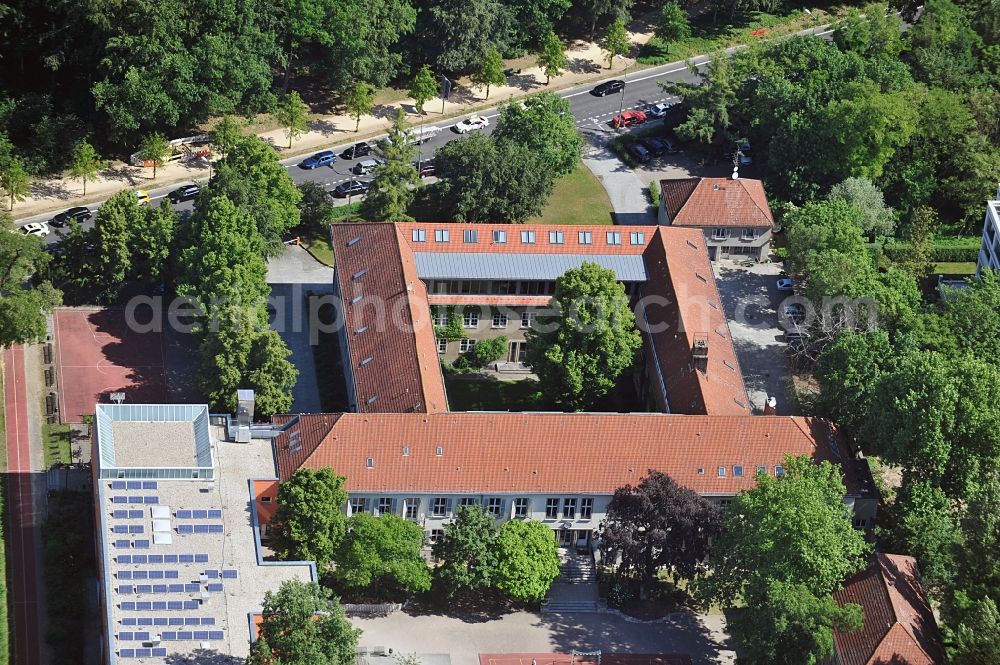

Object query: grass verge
[41,422,71,468]
[445,376,543,411]
[44,492,95,665]
[530,164,614,226]
[933,262,977,276]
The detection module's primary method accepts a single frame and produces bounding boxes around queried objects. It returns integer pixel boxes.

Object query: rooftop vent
[402,446,410,456]
[692,334,709,373]
[686,239,699,249]
[713,184,721,190]
[347,236,361,247]
[695,272,708,283]
[352,269,367,280]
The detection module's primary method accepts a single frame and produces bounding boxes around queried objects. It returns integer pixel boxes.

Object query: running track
[4,345,41,665]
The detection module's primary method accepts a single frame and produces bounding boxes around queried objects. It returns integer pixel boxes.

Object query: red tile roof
[660,178,774,228]
[641,227,750,415]
[273,412,869,498]
[833,554,944,665]
[396,222,653,255]
[329,223,447,414]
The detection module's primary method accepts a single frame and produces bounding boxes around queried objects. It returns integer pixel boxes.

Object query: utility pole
[615,54,631,131]
[440,75,452,115]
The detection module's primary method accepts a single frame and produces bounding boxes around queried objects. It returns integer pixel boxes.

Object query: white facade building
[977,188,1000,274]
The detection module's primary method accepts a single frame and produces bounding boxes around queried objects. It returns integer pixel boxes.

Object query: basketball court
[53,307,169,422]
[480,653,692,665]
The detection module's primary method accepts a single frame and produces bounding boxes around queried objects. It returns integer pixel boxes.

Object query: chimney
[763,395,777,415]
[692,334,709,373]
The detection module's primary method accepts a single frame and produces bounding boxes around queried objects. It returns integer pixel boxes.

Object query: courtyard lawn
[445,376,545,411]
[531,164,614,226]
[933,262,977,275]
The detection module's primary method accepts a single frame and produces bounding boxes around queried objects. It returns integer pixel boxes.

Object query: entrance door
[507,341,526,363]
[558,529,573,547]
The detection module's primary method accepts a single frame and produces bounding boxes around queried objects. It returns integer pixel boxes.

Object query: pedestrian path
[580,136,653,225]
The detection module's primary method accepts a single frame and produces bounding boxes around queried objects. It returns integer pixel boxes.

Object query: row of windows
[347,496,595,520]
[705,464,785,478]
[711,228,763,240]
[427,280,642,297]
[434,310,537,329]
[436,338,478,353]
[412,228,646,246]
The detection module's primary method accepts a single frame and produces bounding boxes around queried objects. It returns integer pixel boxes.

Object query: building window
[718,466,727,477]
[720,498,733,508]
[712,228,728,240]
[492,313,507,328]
[549,231,564,244]
[493,230,507,243]
[775,465,785,478]
[741,228,755,240]
[463,311,479,328]
[563,498,577,519]
[521,312,535,329]
[853,517,868,529]
[521,230,536,244]
[579,231,592,245]
[432,497,450,517]
[756,465,767,477]
[459,338,477,353]
[630,232,645,245]
[733,465,744,477]
[459,497,478,509]
[260,496,272,504]
[428,529,444,544]
[606,231,622,245]
[580,498,593,519]
[412,228,426,242]
[433,309,449,326]
[377,497,394,516]
[437,339,448,354]
[486,497,503,517]
[545,498,560,519]
[350,498,368,514]
[463,229,478,243]
[513,498,529,518]
[435,229,450,242]
[404,499,420,520]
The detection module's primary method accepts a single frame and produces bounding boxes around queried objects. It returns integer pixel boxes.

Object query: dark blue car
[299,150,337,169]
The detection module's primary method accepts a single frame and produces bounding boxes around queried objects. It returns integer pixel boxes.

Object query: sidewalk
[580,133,653,225]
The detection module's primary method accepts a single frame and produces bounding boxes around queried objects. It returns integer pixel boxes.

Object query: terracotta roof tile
[833,554,943,665]
[660,178,774,228]
[274,413,866,497]
[641,227,750,415]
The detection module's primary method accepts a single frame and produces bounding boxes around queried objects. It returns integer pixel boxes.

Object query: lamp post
[614,54,634,131]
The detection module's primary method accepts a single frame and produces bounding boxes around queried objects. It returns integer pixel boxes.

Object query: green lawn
[933,262,977,276]
[531,164,614,226]
[445,376,545,411]
[42,422,72,468]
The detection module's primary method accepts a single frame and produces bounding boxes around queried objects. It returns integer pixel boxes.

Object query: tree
[272,468,349,571]
[816,330,898,435]
[298,181,337,236]
[899,206,936,280]
[360,110,419,222]
[138,132,171,178]
[245,328,298,418]
[343,81,375,132]
[276,91,310,149]
[950,597,1000,665]
[69,139,103,195]
[826,177,896,238]
[658,2,690,54]
[600,18,631,69]
[536,31,567,85]
[495,520,561,603]
[419,0,514,73]
[888,479,957,589]
[90,190,143,289]
[472,336,508,366]
[833,5,904,60]
[212,115,243,160]
[1,157,29,211]
[335,513,432,595]
[471,47,506,100]
[196,307,260,412]
[431,505,500,597]
[601,471,721,595]
[660,52,735,149]
[493,92,581,178]
[524,263,641,410]
[576,0,634,41]
[409,65,438,115]
[908,0,983,92]
[940,269,1000,362]
[0,212,61,346]
[247,579,360,665]
[132,202,175,285]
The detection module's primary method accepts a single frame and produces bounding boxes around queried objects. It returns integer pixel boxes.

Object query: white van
[352,159,380,175]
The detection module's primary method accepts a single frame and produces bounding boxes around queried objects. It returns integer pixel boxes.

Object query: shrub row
[873,237,981,263]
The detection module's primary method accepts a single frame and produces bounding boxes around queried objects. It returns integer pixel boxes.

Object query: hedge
[873,237,981,264]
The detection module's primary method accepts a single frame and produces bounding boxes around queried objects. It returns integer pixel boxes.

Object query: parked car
[414,161,436,178]
[639,137,670,157]
[21,222,51,237]
[591,80,625,96]
[611,110,647,128]
[644,102,676,118]
[135,190,150,206]
[299,150,337,169]
[782,303,806,326]
[331,180,371,198]
[168,184,200,203]
[453,115,489,133]
[339,142,372,160]
[351,159,381,175]
[50,206,92,228]
[776,277,794,292]
[628,143,651,163]
[785,324,810,346]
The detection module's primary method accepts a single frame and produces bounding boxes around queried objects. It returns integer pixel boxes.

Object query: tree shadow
[569,58,603,75]
[371,104,401,121]
[164,648,242,665]
[404,590,519,624]
[29,180,74,201]
[506,72,541,92]
[101,165,143,186]
[308,118,344,136]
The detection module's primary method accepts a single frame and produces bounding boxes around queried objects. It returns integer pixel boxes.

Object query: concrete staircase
[543,550,600,613]
[559,551,597,583]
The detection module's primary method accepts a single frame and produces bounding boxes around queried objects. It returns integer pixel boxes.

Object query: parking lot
[712,259,795,415]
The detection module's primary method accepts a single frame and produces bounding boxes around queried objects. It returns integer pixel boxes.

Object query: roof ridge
[875,554,938,664]
[736,179,774,223]
[393,225,434,411]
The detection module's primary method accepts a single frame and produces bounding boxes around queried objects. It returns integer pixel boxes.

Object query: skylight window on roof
[402,446,410,456]
[355,325,368,334]
[723,359,735,370]
[775,465,785,477]
[630,232,645,245]
[435,229,450,242]
[360,356,373,366]
[412,229,426,242]
[366,457,375,468]
[351,294,363,304]
[347,236,362,247]
[436,446,444,456]
[549,231,564,244]
[757,465,767,476]
[352,269,367,280]
[718,466,726,477]
[366,395,379,405]
[607,231,622,245]
[578,231,592,244]
[697,467,705,474]
[733,465,744,477]
[463,229,478,243]
[696,272,708,282]
[521,230,536,244]
[493,230,507,243]
[686,239,699,249]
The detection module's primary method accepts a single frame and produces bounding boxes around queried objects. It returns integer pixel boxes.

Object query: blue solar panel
[118,555,131,564]
[154,617,168,626]
[168,618,184,626]
[119,631,133,640]
[136,585,152,594]
[205,570,218,578]
[142,481,157,490]
[127,496,143,503]
[183,600,199,610]
[206,583,223,592]
[181,617,197,625]
[163,555,178,563]
[153,648,167,657]
[207,509,222,519]
[148,571,163,580]
[152,584,168,593]
[148,554,163,564]
[112,481,127,490]
[209,524,224,533]
[113,510,128,519]
[120,602,136,611]
[143,496,158,504]
[119,571,132,580]
[178,554,194,563]
[132,555,147,564]
[222,569,238,579]
[175,510,192,519]
[194,554,209,563]
[114,539,130,548]
[208,631,224,640]
[193,525,209,534]
[133,540,150,549]
[126,481,142,490]
[113,525,128,534]
[152,601,167,610]
[184,584,200,593]
[118,584,133,594]
[192,510,208,519]
[119,649,135,657]
[168,584,184,593]
[165,570,179,579]
[134,631,150,641]
[128,510,143,519]
[178,525,194,534]
[137,618,153,626]
[167,601,183,611]
[162,631,177,639]
[135,648,152,657]
[113,496,127,504]
[193,630,209,640]
[133,571,147,580]
[136,602,152,611]
[177,631,193,640]
[129,525,143,534]
[122,618,137,626]
[201,617,216,626]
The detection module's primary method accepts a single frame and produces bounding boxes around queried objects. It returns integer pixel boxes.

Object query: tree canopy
[495,520,561,603]
[431,505,500,597]
[0,212,61,346]
[273,468,349,571]
[335,513,432,595]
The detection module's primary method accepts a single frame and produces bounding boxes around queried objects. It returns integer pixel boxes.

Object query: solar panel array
[121,617,216,626]
[117,554,209,564]
[118,648,169,658]
[174,509,223,519]
[176,524,225,534]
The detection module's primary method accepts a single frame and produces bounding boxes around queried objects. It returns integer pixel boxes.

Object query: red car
[611,110,647,128]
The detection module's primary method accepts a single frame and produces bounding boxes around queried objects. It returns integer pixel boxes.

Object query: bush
[647,182,660,210]
[473,336,508,366]
[876,237,981,264]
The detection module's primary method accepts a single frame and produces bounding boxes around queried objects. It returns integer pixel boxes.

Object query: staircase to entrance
[544,549,599,613]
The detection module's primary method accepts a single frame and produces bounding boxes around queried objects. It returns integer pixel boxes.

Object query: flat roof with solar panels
[93,404,316,664]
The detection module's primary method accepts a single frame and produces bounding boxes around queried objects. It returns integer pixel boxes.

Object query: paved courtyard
[351,610,733,665]
[712,259,793,415]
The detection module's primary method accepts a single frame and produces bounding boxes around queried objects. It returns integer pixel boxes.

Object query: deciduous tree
[276,91,310,148]
[471,47,507,99]
[335,513,432,595]
[495,520,561,603]
[1,157,29,211]
[138,132,171,178]
[409,65,438,116]
[600,18,631,69]
[343,81,375,132]
[360,110,419,222]
[298,181,337,236]
[419,0,513,73]
[245,328,298,417]
[273,468,349,571]
[69,139,103,195]
[658,2,690,53]
[212,115,243,160]
[492,92,581,177]
[536,31,568,85]
[0,212,61,345]
[431,505,500,597]
[525,262,641,410]
[826,177,896,238]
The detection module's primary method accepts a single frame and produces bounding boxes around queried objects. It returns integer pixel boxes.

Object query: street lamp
[614,54,634,131]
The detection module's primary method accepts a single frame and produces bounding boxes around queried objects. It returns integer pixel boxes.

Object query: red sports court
[53,307,168,422]
[480,654,692,665]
